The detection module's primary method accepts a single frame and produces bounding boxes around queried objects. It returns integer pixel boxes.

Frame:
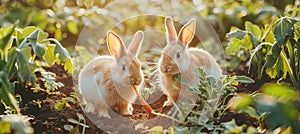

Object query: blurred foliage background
[1,0,296,50]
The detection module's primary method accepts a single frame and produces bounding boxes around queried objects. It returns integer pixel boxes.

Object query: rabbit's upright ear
[107,31,127,60]
[128,30,144,56]
[178,18,196,48]
[165,16,177,43]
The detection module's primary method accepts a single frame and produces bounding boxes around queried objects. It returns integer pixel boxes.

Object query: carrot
[132,86,154,116]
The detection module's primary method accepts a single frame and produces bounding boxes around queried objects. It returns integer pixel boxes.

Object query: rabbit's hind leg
[118,102,133,116]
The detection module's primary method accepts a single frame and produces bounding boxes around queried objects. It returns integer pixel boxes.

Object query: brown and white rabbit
[78,30,144,118]
[158,17,222,106]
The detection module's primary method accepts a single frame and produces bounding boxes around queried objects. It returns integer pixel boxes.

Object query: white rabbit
[158,17,222,106]
[78,30,144,118]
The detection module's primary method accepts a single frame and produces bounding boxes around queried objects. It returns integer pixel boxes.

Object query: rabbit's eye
[121,64,126,71]
[176,52,181,58]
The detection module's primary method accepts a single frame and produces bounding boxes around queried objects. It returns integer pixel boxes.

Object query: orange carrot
[132,86,153,115]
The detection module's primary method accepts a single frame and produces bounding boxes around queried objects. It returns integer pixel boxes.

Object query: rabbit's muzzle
[161,65,172,73]
[129,77,142,85]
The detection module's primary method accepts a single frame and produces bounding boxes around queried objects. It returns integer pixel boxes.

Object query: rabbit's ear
[107,31,127,60]
[128,30,144,56]
[178,18,196,47]
[165,16,177,43]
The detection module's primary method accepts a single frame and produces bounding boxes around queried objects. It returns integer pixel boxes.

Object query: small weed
[64,113,89,134]
[31,68,64,95]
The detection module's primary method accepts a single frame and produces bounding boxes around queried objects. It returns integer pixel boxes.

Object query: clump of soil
[16,64,104,134]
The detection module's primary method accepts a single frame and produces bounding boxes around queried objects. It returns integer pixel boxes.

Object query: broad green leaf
[266,67,277,78]
[227,30,247,40]
[245,21,261,40]
[229,94,253,111]
[67,21,78,35]
[264,43,281,68]
[274,17,295,45]
[262,84,299,102]
[222,119,243,134]
[6,47,16,78]
[230,75,255,83]
[0,122,11,134]
[226,34,253,55]
[0,115,34,134]
[148,126,163,133]
[37,30,49,43]
[15,49,36,84]
[261,24,275,43]
[0,25,15,51]
[175,126,190,134]
[255,95,298,131]
[227,29,259,46]
[49,39,73,74]
[43,44,56,66]
[19,29,46,57]
[0,60,6,71]
[18,26,36,40]
[0,71,19,113]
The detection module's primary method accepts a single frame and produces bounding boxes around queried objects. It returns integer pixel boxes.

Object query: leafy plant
[55,92,77,112]
[153,68,254,133]
[229,84,300,133]
[186,68,254,132]
[0,25,73,113]
[32,68,64,95]
[226,16,300,89]
[64,113,89,134]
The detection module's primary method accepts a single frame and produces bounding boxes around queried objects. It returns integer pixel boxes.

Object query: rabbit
[158,16,222,106]
[78,30,144,118]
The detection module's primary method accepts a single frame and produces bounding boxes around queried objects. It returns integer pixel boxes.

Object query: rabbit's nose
[165,66,171,73]
[130,78,141,85]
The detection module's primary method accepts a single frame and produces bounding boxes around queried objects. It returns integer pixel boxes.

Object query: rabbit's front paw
[163,98,173,107]
[97,111,111,119]
[85,103,96,114]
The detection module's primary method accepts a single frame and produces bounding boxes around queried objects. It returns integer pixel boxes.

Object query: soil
[14,63,271,133]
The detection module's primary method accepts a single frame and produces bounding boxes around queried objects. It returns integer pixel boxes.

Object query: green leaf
[0,115,34,134]
[148,126,163,133]
[0,25,15,51]
[0,122,11,134]
[261,24,275,43]
[245,21,261,40]
[262,84,299,102]
[226,34,253,55]
[175,126,190,134]
[19,29,46,57]
[6,47,17,78]
[0,71,19,113]
[222,119,243,134]
[43,44,56,66]
[67,21,78,35]
[255,95,298,131]
[274,17,295,45]
[15,49,36,84]
[265,51,289,79]
[227,30,247,40]
[264,43,281,68]
[49,39,73,74]
[230,76,255,83]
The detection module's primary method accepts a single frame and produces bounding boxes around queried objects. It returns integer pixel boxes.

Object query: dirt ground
[15,64,270,133]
